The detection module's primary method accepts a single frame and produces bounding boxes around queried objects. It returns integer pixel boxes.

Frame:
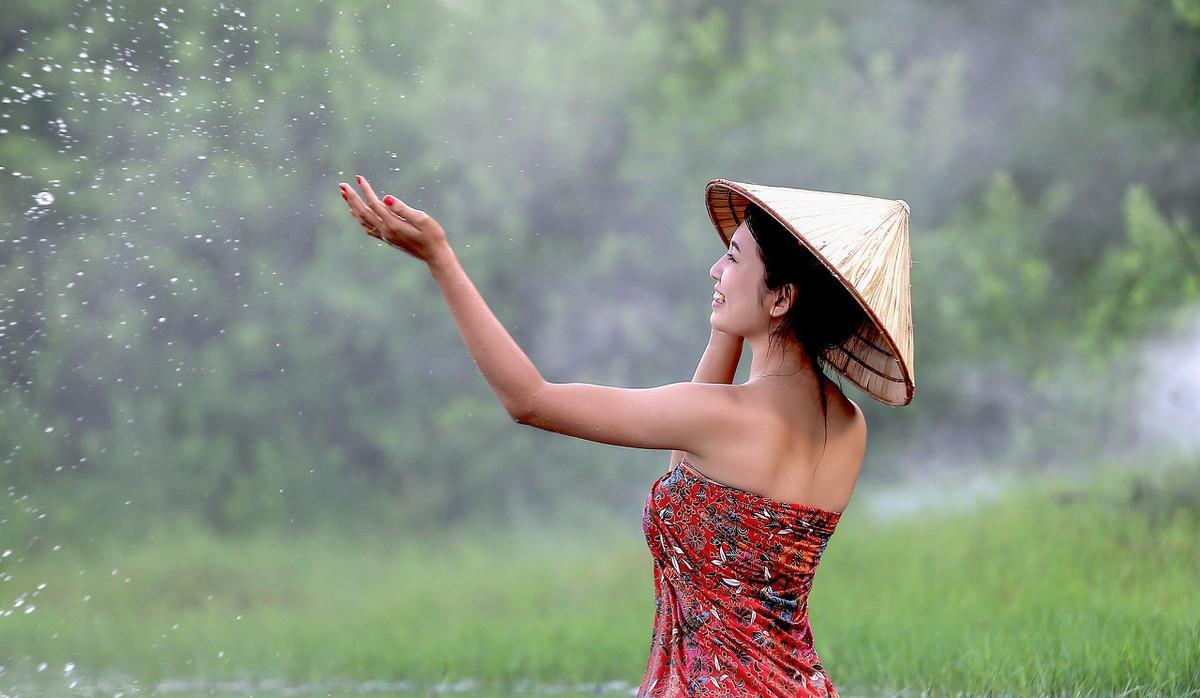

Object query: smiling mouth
[712,291,726,304]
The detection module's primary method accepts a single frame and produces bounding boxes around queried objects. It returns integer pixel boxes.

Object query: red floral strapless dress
[638,458,842,697]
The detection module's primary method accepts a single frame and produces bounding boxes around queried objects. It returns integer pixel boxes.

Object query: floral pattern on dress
[637,459,842,697]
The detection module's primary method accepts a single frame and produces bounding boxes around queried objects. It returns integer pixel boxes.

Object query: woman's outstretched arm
[337,176,542,419]
[427,249,750,456]
[670,329,743,469]
[337,177,749,456]
[426,247,545,420]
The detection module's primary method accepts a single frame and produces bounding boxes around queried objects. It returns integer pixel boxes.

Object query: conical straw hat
[705,179,915,406]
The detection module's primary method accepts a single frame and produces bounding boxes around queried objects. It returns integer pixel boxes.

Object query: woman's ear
[773,283,796,317]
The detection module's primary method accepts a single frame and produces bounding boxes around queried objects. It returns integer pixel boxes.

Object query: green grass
[2,461,1197,697]
[813,460,1200,697]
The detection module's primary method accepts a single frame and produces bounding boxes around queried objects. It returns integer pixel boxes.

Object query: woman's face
[709,219,784,338]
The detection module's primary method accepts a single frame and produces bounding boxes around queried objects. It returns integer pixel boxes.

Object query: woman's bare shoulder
[825,381,865,428]
[840,393,868,455]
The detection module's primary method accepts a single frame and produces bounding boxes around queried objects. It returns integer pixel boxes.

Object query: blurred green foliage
[0,0,1198,545]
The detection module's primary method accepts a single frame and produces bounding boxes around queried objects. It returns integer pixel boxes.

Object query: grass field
[2,460,1197,697]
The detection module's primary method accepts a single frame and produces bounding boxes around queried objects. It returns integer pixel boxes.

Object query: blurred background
[1,0,1197,696]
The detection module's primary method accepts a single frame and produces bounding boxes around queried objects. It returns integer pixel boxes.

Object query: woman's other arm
[670,329,743,469]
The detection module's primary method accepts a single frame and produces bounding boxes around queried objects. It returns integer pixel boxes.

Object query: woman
[337,176,915,697]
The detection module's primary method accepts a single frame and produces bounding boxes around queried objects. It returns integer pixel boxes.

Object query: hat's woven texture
[705,179,915,406]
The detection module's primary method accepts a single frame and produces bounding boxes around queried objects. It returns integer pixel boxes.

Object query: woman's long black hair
[742,201,866,455]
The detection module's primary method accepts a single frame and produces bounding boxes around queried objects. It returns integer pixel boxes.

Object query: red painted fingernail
[383,195,395,206]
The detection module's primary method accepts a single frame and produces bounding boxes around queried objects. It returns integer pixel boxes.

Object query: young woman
[337,175,914,697]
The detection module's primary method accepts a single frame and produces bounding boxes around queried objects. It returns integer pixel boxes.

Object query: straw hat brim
[704,178,915,407]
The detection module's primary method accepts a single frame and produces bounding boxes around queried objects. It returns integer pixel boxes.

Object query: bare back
[677,377,866,514]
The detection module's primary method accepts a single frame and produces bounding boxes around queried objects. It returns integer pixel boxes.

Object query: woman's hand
[338,175,450,264]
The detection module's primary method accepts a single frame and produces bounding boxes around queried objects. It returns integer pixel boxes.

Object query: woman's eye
[726,253,735,262]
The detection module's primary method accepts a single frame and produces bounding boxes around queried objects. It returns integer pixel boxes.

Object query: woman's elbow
[508,382,549,425]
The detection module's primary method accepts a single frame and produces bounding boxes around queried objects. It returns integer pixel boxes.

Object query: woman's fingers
[384,194,420,221]
[341,175,446,261]
[340,182,383,235]
[355,176,425,235]
[355,175,388,218]
[340,182,373,218]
